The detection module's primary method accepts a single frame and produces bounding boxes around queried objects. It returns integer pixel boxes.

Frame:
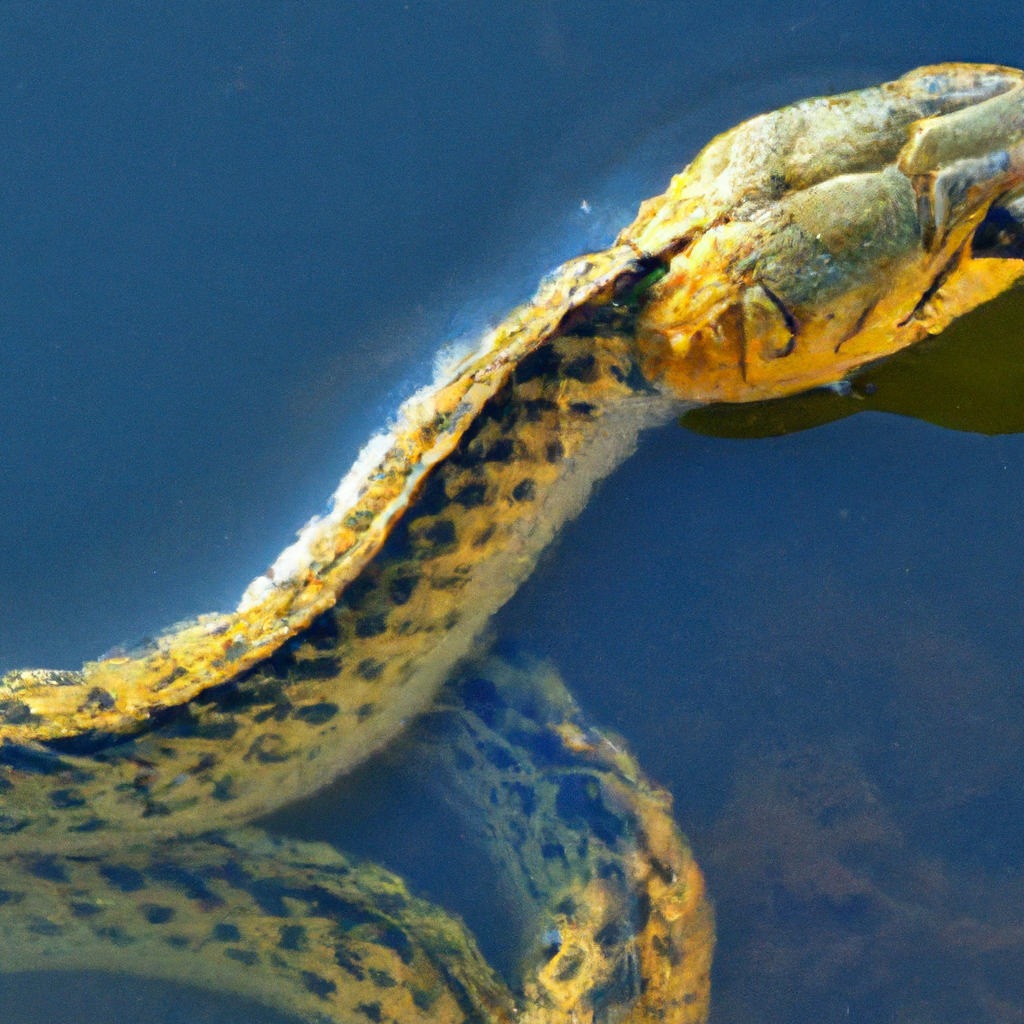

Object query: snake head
[633,64,1024,403]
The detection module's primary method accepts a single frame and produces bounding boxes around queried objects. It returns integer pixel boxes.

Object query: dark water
[3,1,1024,1021]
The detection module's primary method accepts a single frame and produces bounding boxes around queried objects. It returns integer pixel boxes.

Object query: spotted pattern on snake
[0,322,676,851]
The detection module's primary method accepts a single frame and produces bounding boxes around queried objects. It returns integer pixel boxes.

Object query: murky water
[4,2,1024,1021]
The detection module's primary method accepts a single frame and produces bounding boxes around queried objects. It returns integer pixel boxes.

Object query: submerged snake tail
[412,654,714,1024]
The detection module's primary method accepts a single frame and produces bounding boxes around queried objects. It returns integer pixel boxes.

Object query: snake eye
[972,192,1024,259]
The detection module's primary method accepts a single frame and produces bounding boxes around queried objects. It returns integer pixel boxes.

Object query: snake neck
[0,327,678,851]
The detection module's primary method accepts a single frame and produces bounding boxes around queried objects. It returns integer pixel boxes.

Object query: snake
[1,63,1023,1023]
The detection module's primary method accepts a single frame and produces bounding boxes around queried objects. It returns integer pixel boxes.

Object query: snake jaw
[633,64,1024,404]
